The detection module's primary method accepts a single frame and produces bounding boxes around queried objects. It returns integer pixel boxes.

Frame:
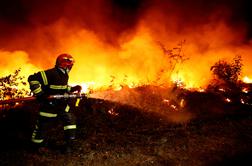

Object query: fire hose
[0,93,88,105]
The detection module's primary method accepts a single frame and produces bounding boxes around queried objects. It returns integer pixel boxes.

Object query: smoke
[1,0,250,51]
[0,0,252,88]
[0,0,146,56]
[0,1,250,41]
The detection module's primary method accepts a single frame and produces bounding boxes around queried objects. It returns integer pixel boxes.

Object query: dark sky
[0,0,146,48]
[0,0,251,29]
[0,0,144,33]
[0,0,252,48]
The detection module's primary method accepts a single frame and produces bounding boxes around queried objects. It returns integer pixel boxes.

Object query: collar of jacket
[57,67,70,75]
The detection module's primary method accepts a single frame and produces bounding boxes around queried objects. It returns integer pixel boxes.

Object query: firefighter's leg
[31,106,58,148]
[31,117,45,146]
[60,104,77,153]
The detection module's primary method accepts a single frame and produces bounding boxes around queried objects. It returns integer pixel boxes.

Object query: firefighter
[28,53,82,153]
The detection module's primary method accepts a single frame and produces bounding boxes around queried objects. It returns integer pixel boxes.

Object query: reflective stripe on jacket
[28,67,71,95]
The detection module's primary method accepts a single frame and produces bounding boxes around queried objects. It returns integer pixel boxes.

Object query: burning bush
[207,55,246,105]
[208,55,243,91]
[0,69,29,100]
[210,55,242,84]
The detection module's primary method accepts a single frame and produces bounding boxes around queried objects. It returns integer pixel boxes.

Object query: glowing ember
[225,98,231,103]
[218,88,226,92]
[242,88,249,94]
[170,105,178,111]
[240,98,245,104]
[180,99,185,108]
[108,108,119,116]
[198,89,205,93]
[163,99,170,103]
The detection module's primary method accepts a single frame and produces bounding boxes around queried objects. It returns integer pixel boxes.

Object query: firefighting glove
[70,85,82,93]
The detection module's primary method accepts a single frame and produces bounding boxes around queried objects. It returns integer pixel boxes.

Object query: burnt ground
[0,89,252,166]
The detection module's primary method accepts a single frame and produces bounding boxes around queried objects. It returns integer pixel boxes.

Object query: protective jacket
[28,67,72,96]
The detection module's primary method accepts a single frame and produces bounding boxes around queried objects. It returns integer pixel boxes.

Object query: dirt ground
[0,89,252,166]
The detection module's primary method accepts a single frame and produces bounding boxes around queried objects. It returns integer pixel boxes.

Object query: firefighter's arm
[28,72,48,101]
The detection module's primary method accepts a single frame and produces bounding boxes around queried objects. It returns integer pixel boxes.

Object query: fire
[243,76,252,83]
[225,98,231,103]
[78,82,96,94]
[108,108,119,117]
[0,0,252,101]
[242,87,249,94]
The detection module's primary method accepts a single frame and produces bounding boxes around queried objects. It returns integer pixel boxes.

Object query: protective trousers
[31,101,77,146]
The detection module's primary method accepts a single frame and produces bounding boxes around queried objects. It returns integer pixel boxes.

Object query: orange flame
[0,2,252,95]
[243,76,252,83]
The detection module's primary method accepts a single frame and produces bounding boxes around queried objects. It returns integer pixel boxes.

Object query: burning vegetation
[1,0,252,92]
[0,69,29,100]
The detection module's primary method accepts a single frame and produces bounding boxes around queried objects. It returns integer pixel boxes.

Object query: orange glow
[1,3,252,97]
[243,76,252,83]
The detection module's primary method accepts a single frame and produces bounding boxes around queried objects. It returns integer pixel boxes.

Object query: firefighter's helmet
[56,53,75,70]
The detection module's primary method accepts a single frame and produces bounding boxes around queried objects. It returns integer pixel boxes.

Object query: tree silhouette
[210,55,242,84]
[207,54,243,99]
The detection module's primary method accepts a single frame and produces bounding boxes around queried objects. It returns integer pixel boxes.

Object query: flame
[108,108,119,116]
[243,76,252,83]
[242,87,249,93]
[0,1,252,98]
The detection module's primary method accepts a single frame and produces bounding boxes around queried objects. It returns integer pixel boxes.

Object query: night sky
[0,0,252,49]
